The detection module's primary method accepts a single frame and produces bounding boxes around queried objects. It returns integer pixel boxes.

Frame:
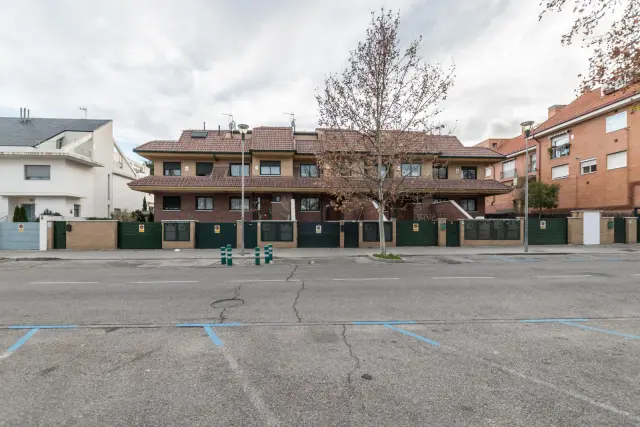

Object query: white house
[113,150,154,213]
[0,110,146,221]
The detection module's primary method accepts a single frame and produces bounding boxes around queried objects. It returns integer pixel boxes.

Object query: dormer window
[191,131,208,138]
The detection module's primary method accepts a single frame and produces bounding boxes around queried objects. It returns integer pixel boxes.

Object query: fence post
[226,244,232,267]
[255,247,260,266]
[221,246,226,265]
[264,245,270,264]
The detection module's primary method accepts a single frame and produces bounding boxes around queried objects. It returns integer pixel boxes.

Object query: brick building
[128,127,511,222]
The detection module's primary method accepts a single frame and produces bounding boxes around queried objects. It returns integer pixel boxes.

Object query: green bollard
[220,246,226,265]
[264,245,270,264]
[255,247,260,266]
[226,244,233,267]
[269,244,273,262]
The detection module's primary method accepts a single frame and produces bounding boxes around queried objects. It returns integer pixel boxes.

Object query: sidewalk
[0,245,637,261]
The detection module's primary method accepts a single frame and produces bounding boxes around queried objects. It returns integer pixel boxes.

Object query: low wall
[358,220,396,249]
[437,219,446,247]
[162,221,196,249]
[66,221,118,250]
[568,217,584,245]
[600,217,614,245]
[625,217,637,244]
[257,221,298,249]
[460,219,523,247]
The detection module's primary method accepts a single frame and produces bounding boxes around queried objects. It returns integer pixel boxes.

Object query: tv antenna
[222,113,235,132]
[79,106,88,119]
[284,112,295,131]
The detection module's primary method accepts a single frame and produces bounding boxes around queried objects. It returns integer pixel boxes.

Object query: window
[273,195,282,203]
[73,204,81,218]
[163,196,181,211]
[191,131,208,138]
[433,165,448,179]
[56,138,63,149]
[464,220,520,240]
[261,222,294,242]
[163,162,181,176]
[196,196,213,211]
[164,222,190,241]
[485,167,492,177]
[552,164,569,179]
[230,163,250,177]
[300,164,319,177]
[550,134,570,159]
[606,111,627,133]
[501,159,515,179]
[300,197,320,211]
[230,197,250,211]
[432,198,448,203]
[260,161,281,176]
[529,153,537,172]
[462,166,477,180]
[25,165,50,180]
[401,163,421,177]
[362,222,393,242]
[107,173,111,200]
[196,162,213,176]
[607,151,627,170]
[460,198,477,212]
[580,158,597,174]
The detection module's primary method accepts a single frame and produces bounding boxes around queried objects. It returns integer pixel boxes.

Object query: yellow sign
[413,223,419,232]
[214,225,221,234]
[316,225,322,234]
[18,223,24,232]
[540,221,546,230]
[139,224,145,233]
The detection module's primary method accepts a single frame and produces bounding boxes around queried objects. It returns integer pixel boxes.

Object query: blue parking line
[176,323,242,327]
[520,318,589,323]
[203,326,224,347]
[558,321,640,340]
[5,328,39,354]
[8,325,76,329]
[352,321,417,325]
[384,324,440,347]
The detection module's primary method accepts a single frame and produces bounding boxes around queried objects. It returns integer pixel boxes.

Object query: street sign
[412,223,419,232]
[540,221,546,230]
[139,224,145,233]
[316,224,322,234]
[214,225,221,234]
[18,223,24,232]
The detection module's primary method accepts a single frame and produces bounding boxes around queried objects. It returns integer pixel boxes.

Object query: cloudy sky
[0,0,587,159]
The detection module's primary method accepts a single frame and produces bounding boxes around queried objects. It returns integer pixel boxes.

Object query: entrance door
[446,221,460,247]
[614,217,626,243]
[583,212,600,245]
[259,197,272,220]
[344,222,359,248]
[244,222,258,249]
[53,221,67,249]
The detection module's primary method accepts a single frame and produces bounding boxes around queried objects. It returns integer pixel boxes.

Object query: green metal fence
[261,221,294,242]
[298,222,340,248]
[196,222,237,249]
[396,221,438,246]
[528,218,568,245]
[361,222,393,242]
[118,222,162,249]
[446,221,460,247]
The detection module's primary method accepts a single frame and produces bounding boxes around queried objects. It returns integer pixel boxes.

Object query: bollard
[255,247,260,266]
[264,245,270,264]
[268,244,273,262]
[226,244,233,267]
[220,246,227,265]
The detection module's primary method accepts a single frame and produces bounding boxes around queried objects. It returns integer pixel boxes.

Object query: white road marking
[332,277,400,282]
[535,275,593,279]
[131,280,199,284]
[0,352,10,360]
[228,279,301,283]
[431,276,495,280]
[29,281,99,285]
[221,346,281,426]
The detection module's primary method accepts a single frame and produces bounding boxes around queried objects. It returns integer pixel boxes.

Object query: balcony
[550,144,570,160]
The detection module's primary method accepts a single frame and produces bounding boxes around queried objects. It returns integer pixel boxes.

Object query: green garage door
[118,222,162,249]
[298,222,340,248]
[196,222,237,249]
[528,218,568,245]
[396,221,438,246]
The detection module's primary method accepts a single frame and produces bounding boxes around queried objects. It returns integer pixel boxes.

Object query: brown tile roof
[250,127,295,151]
[532,84,640,135]
[475,135,527,156]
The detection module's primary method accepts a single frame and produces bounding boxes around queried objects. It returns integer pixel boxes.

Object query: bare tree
[315,9,455,255]
[540,0,639,91]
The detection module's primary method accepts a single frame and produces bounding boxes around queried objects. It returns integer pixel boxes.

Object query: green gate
[614,217,626,243]
[53,221,67,249]
[196,223,237,249]
[117,222,162,249]
[396,220,438,246]
[446,221,459,247]
[344,222,359,248]
[298,222,340,248]
[244,222,258,249]
[528,218,568,245]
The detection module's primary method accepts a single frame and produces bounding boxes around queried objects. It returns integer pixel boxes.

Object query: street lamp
[521,120,534,253]
[238,123,250,255]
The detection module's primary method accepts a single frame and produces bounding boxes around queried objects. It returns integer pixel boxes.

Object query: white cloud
[0,0,589,159]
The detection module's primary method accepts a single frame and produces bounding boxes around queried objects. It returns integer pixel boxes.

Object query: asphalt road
[0,254,639,426]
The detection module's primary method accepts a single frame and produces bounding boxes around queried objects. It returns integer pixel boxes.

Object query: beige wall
[445,161,487,180]
[568,217,584,245]
[162,221,196,249]
[66,221,118,250]
[625,217,637,244]
[251,154,294,177]
[437,218,446,247]
[600,217,614,245]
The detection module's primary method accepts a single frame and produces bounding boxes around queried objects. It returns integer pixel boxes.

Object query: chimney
[548,104,566,119]
[19,108,23,121]
[27,109,30,121]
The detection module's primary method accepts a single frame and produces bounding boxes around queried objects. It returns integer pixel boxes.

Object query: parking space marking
[521,319,589,323]
[383,324,440,347]
[131,280,199,284]
[9,325,77,329]
[534,275,593,279]
[228,279,300,283]
[352,321,416,325]
[1,328,39,359]
[432,276,495,280]
[29,281,99,285]
[557,321,640,340]
[176,323,242,327]
[332,277,400,281]
[203,326,224,346]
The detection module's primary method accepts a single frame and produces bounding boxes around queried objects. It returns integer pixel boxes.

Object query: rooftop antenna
[285,112,295,134]
[79,106,88,119]
[222,113,235,133]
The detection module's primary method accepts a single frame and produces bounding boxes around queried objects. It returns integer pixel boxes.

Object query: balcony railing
[550,144,570,159]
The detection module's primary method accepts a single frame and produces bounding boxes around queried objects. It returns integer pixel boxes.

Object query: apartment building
[0,112,145,220]
[129,127,510,221]
[530,84,640,213]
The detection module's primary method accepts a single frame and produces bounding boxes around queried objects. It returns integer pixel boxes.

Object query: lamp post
[238,124,250,255]
[520,120,534,253]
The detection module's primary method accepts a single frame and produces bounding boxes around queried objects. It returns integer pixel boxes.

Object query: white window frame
[580,158,597,175]
[606,111,627,133]
[607,150,627,170]
[485,167,492,177]
[502,159,515,179]
[24,165,51,180]
[401,163,421,177]
[230,197,250,211]
[552,164,569,180]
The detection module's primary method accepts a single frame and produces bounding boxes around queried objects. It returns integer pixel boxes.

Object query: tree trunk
[378,181,386,256]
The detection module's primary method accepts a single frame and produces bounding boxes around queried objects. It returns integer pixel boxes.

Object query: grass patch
[373,253,402,260]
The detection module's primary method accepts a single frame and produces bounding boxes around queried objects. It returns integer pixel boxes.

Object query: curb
[366,254,406,263]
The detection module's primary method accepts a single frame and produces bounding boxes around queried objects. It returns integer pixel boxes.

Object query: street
[1,254,639,426]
